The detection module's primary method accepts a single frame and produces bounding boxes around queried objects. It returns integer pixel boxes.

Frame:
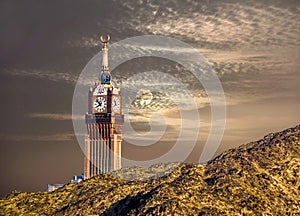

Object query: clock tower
[84,35,124,179]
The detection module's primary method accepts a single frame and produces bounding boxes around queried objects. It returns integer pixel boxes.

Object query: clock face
[93,96,107,112]
[112,96,121,113]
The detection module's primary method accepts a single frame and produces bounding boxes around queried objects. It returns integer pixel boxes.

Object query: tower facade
[84,35,124,179]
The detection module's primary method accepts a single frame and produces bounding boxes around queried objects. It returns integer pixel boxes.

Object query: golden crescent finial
[100,35,110,43]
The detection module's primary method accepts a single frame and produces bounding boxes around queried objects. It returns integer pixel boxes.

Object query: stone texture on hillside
[0,125,299,215]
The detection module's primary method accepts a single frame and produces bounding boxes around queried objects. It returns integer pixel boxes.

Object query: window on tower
[100,73,111,85]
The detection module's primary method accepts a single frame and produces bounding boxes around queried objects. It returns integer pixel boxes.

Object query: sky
[0,0,299,197]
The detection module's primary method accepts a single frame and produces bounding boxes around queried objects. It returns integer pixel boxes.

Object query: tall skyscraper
[84,35,124,179]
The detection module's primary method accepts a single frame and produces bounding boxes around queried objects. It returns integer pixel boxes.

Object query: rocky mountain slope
[0,125,299,215]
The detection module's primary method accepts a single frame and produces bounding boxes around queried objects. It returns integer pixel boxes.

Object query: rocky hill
[0,125,299,215]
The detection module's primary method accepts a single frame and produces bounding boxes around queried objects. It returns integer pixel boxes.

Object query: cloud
[3,68,78,84]
[0,133,75,142]
[26,113,84,121]
[129,1,300,49]
[67,36,101,48]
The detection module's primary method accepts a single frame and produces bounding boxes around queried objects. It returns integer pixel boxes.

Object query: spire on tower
[99,35,111,86]
[100,35,110,71]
